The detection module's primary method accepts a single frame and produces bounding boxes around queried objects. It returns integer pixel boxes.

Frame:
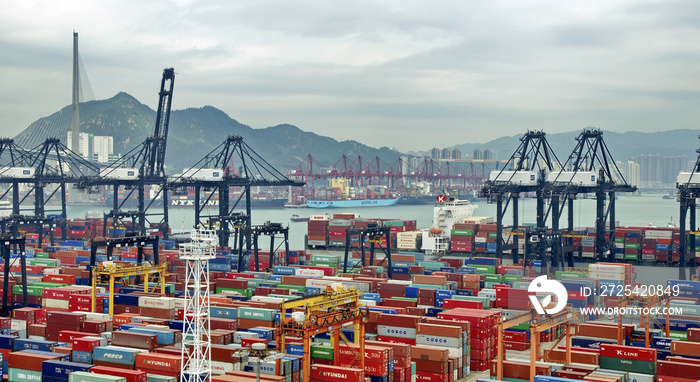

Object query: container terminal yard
[1,65,700,382]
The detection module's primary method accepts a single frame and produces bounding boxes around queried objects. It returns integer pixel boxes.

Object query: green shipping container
[29,259,60,267]
[598,356,655,374]
[670,303,700,316]
[624,253,638,260]
[503,274,522,282]
[35,252,49,259]
[474,265,496,274]
[484,274,502,282]
[8,368,42,382]
[451,229,474,236]
[624,243,639,249]
[614,237,625,243]
[554,271,588,279]
[310,261,338,267]
[418,261,446,270]
[12,285,44,296]
[383,221,405,227]
[70,372,127,382]
[236,307,277,321]
[215,287,251,297]
[669,330,688,340]
[487,232,498,238]
[146,374,177,382]
[277,284,306,293]
[310,255,341,263]
[310,345,334,360]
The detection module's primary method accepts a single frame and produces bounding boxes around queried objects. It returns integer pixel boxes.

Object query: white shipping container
[296,268,324,277]
[83,336,109,346]
[100,167,138,180]
[0,167,35,178]
[211,361,234,375]
[589,264,626,273]
[310,215,330,221]
[182,168,222,181]
[11,319,27,331]
[645,230,673,239]
[462,216,494,224]
[250,296,285,304]
[547,171,597,186]
[359,300,377,307]
[489,170,538,186]
[589,272,625,281]
[43,298,70,310]
[582,252,596,258]
[138,296,177,309]
[677,172,700,185]
[627,372,655,382]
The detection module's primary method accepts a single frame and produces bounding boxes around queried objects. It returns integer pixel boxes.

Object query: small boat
[290,214,310,222]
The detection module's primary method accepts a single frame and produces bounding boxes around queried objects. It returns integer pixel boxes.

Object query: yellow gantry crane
[495,307,580,382]
[91,262,167,317]
[276,286,368,382]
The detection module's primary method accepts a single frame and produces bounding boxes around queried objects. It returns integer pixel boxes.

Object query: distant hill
[12,92,403,174]
[12,92,698,176]
[452,129,700,163]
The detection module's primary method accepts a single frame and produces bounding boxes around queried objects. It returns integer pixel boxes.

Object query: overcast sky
[1,1,699,152]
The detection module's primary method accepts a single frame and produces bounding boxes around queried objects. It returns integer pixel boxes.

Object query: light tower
[180,229,217,382]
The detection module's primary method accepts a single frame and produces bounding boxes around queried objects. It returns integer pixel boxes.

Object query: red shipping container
[377,314,422,327]
[670,340,700,357]
[241,337,268,348]
[599,343,656,362]
[112,331,159,350]
[8,351,62,371]
[134,353,182,373]
[442,299,483,310]
[309,364,364,382]
[73,337,103,353]
[81,320,109,333]
[45,311,85,325]
[91,366,148,382]
[414,371,450,382]
[656,360,700,378]
[688,328,700,342]
[338,344,392,364]
[58,330,98,343]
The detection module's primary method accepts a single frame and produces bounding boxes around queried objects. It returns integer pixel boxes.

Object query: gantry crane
[342,224,393,278]
[677,135,700,279]
[276,287,368,382]
[78,68,176,239]
[480,131,563,271]
[167,135,303,250]
[495,307,579,382]
[91,262,167,317]
[0,138,100,239]
[545,129,636,264]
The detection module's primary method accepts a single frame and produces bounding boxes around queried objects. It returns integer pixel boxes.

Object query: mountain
[12,92,404,175]
[452,129,699,164]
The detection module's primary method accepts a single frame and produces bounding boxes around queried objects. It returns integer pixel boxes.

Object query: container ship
[104,189,286,209]
[305,177,401,208]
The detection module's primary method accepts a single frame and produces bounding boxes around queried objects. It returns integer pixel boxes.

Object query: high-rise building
[484,149,493,160]
[626,160,640,188]
[473,149,482,160]
[67,132,114,163]
[440,148,452,160]
[451,148,461,160]
[431,148,440,159]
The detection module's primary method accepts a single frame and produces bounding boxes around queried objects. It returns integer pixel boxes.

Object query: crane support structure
[276,287,368,382]
[249,222,290,272]
[88,236,160,282]
[0,235,28,316]
[342,225,393,278]
[677,135,700,280]
[179,229,217,382]
[91,263,167,317]
[495,308,579,382]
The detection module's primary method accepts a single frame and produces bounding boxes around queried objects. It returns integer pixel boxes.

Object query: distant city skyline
[2,1,699,151]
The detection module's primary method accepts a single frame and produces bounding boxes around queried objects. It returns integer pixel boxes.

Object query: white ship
[422,196,478,255]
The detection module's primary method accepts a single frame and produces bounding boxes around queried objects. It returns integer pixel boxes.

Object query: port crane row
[0,68,697,278]
[288,153,508,198]
[0,68,303,255]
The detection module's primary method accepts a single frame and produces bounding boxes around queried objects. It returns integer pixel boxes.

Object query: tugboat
[290,214,310,222]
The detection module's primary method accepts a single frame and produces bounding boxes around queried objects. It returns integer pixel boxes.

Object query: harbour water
[65,194,685,251]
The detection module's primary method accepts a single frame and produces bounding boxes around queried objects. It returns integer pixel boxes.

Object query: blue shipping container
[42,360,93,379]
